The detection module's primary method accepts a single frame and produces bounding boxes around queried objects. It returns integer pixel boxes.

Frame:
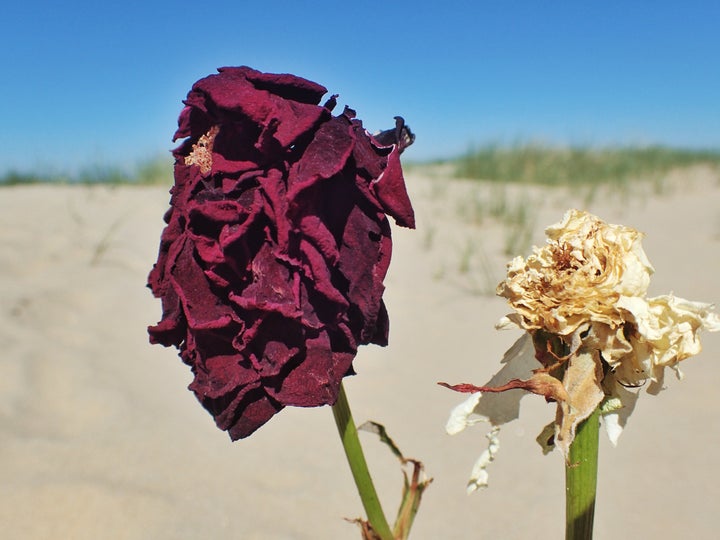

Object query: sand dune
[1,168,719,539]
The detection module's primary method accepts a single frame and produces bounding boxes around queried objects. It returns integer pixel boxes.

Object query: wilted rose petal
[616,294,720,386]
[466,426,500,493]
[497,209,654,336]
[148,66,415,439]
[553,350,604,457]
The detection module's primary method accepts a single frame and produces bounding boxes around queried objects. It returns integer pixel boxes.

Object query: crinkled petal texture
[611,294,720,387]
[497,208,654,335]
[148,66,415,440]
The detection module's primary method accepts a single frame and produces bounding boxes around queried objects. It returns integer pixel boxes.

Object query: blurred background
[2,2,720,539]
[2,0,719,182]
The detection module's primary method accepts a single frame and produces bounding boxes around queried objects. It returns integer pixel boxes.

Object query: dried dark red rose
[148,66,415,440]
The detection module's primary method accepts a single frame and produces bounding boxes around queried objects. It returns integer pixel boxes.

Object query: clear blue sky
[2,1,719,173]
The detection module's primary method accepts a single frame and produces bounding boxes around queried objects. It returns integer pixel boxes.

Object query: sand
[1,167,719,539]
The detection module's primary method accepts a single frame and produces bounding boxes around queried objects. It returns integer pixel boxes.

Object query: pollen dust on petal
[185,125,219,175]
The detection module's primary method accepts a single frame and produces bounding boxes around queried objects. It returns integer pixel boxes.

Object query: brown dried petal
[553,349,605,458]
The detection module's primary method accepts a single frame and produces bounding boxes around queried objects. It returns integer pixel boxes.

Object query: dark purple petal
[190,354,259,400]
[148,66,415,440]
[270,332,354,407]
[228,242,301,319]
[372,147,416,228]
[229,66,328,104]
[287,115,355,199]
[225,393,282,440]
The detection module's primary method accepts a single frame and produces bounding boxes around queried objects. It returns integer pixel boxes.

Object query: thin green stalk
[332,382,394,540]
[565,407,600,540]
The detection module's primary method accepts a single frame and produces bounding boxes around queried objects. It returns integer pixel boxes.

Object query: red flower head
[148,66,415,440]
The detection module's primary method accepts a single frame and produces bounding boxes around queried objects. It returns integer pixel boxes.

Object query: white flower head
[444,209,719,491]
[497,209,654,335]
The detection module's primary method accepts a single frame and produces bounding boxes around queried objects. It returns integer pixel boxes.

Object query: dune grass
[0,156,173,186]
[414,144,720,296]
[451,143,720,254]
[7,145,719,188]
[452,144,720,186]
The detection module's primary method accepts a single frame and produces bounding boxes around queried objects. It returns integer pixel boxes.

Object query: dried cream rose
[443,209,719,490]
[496,208,654,336]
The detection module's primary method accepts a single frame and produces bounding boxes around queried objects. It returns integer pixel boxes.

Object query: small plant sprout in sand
[440,209,720,540]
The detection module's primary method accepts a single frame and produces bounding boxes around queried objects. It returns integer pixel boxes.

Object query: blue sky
[2,1,719,173]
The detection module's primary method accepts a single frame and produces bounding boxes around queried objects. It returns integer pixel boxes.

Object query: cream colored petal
[496,209,653,336]
[646,365,667,395]
[620,294,720,375]
[584,321,634,369]
[599,372,641,446]
[446,393,483,435]
[466,426,501,493]
[620,240,654,295]
[617,296,664,340]
[601,414,622,446]
[495,314,522,331]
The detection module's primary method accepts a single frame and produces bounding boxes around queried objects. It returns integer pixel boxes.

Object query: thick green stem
[565,407,600,540]
[332,382,394,540]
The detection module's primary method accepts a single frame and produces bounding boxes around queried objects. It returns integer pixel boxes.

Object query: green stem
[565,407,600,540]
[332,382,394,540]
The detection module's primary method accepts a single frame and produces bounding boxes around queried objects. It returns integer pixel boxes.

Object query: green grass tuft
[453,144,720,186]
[0,155,173,186]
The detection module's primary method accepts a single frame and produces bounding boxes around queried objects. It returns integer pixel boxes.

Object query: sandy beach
[2,167,719,539]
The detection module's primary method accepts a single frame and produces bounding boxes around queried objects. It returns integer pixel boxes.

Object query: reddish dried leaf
[439,371,569,404]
